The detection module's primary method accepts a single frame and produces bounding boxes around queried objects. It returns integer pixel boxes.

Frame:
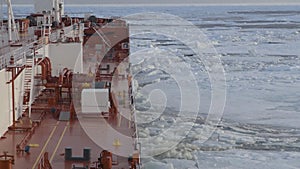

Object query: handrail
[28,56,35,117]
[130,78,142,168]
[17,52,26,116]
[49,25,73,42]
[0,25,74,70]
[0,40,38,70]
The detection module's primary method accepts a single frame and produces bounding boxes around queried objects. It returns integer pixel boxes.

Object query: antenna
[0,0,3,29]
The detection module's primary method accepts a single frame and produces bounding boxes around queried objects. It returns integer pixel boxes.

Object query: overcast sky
[11,0,300,5]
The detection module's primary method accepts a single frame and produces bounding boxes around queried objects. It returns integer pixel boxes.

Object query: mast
[6,0,18,43]
[7,0,12,42]
[54,0,59,23]
[0,0,3,29]
[54,0,63,23]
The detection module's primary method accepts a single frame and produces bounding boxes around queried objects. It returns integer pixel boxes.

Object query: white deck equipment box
[81,89,110,114]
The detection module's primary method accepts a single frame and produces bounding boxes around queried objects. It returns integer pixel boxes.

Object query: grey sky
[12,0,300,5]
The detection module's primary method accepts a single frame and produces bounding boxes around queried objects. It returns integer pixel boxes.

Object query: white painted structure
[48,43,83,76]
[0,65,24,135]
[0,0,83,136]
[34,0,64,23]
[81,89,110,114]
[6,0,18,42]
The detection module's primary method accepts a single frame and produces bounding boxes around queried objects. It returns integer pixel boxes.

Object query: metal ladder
[22,57,33,115]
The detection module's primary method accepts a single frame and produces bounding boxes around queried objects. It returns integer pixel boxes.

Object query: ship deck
[0,62,137,169]
[0,15,137,168]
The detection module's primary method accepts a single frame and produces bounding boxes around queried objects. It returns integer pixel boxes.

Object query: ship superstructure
[0,1,140,169]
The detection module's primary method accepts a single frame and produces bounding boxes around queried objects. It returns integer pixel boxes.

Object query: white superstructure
[34,0,64,23]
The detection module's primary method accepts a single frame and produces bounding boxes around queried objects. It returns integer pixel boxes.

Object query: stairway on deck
[22,58,33,115]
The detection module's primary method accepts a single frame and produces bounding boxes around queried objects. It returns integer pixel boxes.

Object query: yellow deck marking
[50,122,69,162]
[32,121,60,169]
[28,144,40,147]
[113,138,121,147]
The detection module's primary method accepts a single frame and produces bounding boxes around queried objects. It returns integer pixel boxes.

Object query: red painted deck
[0,72,137,169]
[0,20,138,168]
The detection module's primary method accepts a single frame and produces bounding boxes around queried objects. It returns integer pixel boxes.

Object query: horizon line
[10,3,300,7]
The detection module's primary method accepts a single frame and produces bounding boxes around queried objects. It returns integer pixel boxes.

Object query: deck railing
[0,25,74,70]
